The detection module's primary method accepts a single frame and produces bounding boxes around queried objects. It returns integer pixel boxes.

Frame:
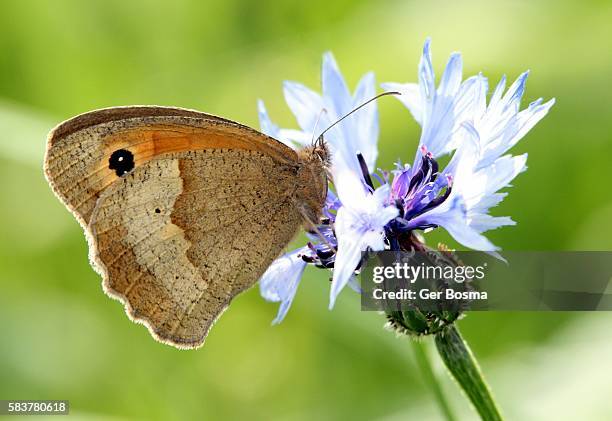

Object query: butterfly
[44,106,329,349]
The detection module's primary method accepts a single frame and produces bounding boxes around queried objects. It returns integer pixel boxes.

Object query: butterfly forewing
[44,107,296,226]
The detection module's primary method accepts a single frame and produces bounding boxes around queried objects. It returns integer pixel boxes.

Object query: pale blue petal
[513,97,555,139]
[454,74,488,123]
[334,169,368,209]
[277,128,312,146]
[330,148,364,190]
[489,75,507,108]
[320,52,365,175]
[479,97,555,166]
[259,247,309,324]
[437,121,479,185]
[376,206,400,227]
[372,183,391,204]
[329,237,362,309]
[501,71,529,113]
[352,72,379,171]
[471,192,508,213]
[444,217,498,251]
[380,82,422,124]
[257,100,313,149]
[353,71,376,105]
[437,52,463,97]
[486,250,508,263]
[419,38,435,103]
[257,100,305,149]
[273,293,299,325]
[283,81,325,134]
[470,214,515,232]
[472,154,527,198]
[473,73,489,116]
[330,178,397,308]
[409,197,498,251]
[257,99,281,139]
[418,48,461,157]
[419,102,457,157]
[322,52,352,116]
[361,229,387,250]
[347,275,362,293]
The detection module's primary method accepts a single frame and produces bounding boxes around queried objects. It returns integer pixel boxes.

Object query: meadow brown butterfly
[44,106,329,349]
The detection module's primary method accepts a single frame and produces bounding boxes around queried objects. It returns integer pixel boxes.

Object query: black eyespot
[109,149,135,177]
[155,208,161,214]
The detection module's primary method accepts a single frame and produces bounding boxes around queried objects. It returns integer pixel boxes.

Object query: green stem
[434,325,503,421]
[412,340,457,421]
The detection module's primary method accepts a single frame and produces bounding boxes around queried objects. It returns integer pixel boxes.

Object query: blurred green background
[1,0,611,420]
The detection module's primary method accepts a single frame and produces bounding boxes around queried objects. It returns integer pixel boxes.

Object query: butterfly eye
[109,149,135,177]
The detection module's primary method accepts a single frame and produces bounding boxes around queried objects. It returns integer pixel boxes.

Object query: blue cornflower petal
[470,214,515,233]
[419,51,463,157]
[437,52,463,97]
[380,81,422,123]
[347,275,362,293]
[408,196,498,251]
[419,38,435,102]
[472,154,528,198]
[283,81,325,136]
[352,71,379,172]
[257,99,282,140]
[329,235,362,309]
[478,97,555,168]
[385,39,465,159]
[257,99,311,148]
[454,74,488,125]
[501,71,529,112]
[330,170,398,307]
[489,75,507,107]
[431,126,528,244]
[322,52,352,117]
[263,53,381,178]
[260,247,309,324]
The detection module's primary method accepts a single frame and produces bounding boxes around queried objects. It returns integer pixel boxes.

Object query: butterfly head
[295,140,330,224]
[313,135,331,167]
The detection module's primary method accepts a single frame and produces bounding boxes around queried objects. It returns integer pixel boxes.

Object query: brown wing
[44,106,297,228]
[43,106,307,348]
[89,149,302,348]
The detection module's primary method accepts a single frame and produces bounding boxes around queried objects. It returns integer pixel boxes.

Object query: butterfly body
[44,106,328,348]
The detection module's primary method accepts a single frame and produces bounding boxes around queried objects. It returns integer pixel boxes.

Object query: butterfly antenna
[310,108,328,145]
[317,91,401,141]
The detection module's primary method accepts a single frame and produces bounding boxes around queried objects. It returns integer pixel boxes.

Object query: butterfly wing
[44,107,311,348]
[44,106,295,227]
[89,149,302,348]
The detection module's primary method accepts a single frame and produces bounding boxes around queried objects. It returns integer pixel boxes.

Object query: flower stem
[412,340,457,421]
[434,325,503,421]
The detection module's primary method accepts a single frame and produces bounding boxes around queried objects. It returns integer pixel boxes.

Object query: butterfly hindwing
[88,149,303,348]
